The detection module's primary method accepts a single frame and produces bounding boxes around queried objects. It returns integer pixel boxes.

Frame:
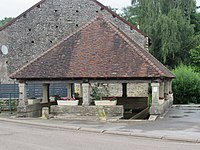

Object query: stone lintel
[151,83,160,87]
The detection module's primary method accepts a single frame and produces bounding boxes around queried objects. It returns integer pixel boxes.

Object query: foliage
[121,6,138,26]
[124,0,199,68]
[191,12,200,35]
[172,65,200,104]
[0,99,18,111]
[108,97,117,101]
[190,45,200,72]
[107,6,118,13]
[0,17,13,27]
[60,97,76,101]
[91,84,109,101]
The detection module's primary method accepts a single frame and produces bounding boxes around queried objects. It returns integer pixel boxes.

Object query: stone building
[0,0,147,96]
[0,0,175,118]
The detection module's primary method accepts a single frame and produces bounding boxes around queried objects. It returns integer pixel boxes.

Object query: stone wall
[108,83,148,97]
[0,0,146,83]
[127,83,149,97]
[51,105,124,118]
[17,101,57,117]
[0,57,11,84]
[75,83,148,98]
[107,84,122,97]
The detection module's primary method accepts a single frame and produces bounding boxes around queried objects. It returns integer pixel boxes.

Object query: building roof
[0,0,145,36]
[10,16,175,80]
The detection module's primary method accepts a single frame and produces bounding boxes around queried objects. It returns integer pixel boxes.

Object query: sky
[0,0,200,19]
[0,0,131,19]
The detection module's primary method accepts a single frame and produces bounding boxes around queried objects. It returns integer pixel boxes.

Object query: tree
[190,45,200,72]
[127,0,198,68]
[121,6,138,26]
[172,65,200,104]
[0,17,13,27]
[191,12,200,34]
[107,6,118,13]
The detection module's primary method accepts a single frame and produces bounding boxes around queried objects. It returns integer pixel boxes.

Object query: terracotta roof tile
[10,16,175,80]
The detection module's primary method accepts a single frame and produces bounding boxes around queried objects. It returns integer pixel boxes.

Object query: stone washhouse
[0,0,175,119]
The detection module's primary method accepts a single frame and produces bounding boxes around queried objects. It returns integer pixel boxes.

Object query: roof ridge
[102,18,166,77]
[106,18,174,77]
[136,44,175,77]
[9,16,103,78]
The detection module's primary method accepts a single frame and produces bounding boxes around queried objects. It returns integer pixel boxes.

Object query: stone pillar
[150,83,164,115]
[42,83,50,103]
[17,82,28,117]
[18,82,28,105]
[164,81,170,100]
[159,82,165,105]
[82,83,90,106]
[169,80,174,106]
[67,83,72,97]
[151,83,159,106]
[169,80,172,93]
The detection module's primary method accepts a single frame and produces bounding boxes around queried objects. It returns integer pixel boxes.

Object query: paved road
[0,121,199,150]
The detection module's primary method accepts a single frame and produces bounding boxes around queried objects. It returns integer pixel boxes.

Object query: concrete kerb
[130,132,164,140]
[197,139,200,143]
[0,117,81,131]
[162,135,198,143]
[173,104,200,107]
[0,117,199,144]
[79,127,105,133]
[104,130,131,136]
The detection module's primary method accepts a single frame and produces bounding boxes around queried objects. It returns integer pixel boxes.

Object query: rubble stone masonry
[0,0,146,84]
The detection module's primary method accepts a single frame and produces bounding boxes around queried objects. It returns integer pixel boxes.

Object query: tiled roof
[0,0,145,36]
[10,16,175,80]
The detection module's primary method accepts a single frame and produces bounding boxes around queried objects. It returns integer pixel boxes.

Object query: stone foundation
[17,102,56,117]
[50,105,124,118]
[17,103,42,117]
[150,99,173,115]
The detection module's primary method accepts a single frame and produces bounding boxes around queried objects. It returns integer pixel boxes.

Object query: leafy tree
[0,17,13,27]
[172,65,200,104]
[191,12,200,34]
[107,6,118,13]
[126,0,198,68]
[190,45,200,72]
[121,6,138,26]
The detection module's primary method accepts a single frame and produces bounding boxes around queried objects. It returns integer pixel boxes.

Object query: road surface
[0,121,199,150]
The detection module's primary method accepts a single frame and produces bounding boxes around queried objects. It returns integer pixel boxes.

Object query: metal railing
[0,93,19,114]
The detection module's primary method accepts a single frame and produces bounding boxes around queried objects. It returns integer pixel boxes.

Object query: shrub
[172,65,200,104]
[190,45,200,73]
[91,84,109,101]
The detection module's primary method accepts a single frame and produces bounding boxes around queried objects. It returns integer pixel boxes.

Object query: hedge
[172,65,200,104]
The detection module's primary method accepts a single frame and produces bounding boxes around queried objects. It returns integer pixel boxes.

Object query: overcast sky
[0,0,199,19]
